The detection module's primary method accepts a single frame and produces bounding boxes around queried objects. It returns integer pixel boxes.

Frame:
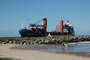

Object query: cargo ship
[19,18,75,37]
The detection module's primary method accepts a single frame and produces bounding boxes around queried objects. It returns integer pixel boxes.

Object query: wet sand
[0,44,90,60]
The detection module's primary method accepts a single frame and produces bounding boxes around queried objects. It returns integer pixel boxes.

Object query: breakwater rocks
[0,35,90,45]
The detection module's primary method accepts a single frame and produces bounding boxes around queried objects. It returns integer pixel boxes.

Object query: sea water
[28,41,90,52]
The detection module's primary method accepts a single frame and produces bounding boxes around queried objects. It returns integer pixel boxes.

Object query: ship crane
[29,18,47,34]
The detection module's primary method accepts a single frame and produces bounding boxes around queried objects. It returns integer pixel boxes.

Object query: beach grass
[0,58,13,60]
[0,58,20,60]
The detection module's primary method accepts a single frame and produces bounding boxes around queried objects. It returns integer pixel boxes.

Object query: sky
[0,0,90,37]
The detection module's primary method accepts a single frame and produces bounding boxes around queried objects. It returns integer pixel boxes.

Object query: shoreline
[0,44,90,60]
[10,45,90,58]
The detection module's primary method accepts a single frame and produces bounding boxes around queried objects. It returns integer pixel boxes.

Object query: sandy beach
[0,44,90,60]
